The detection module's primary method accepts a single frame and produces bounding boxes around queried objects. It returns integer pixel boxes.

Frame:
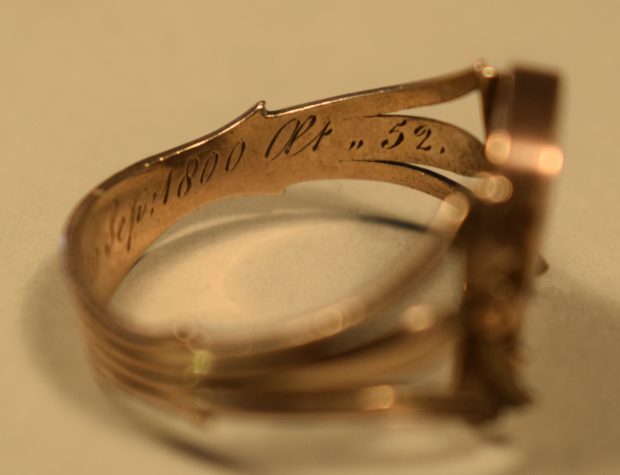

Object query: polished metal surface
[62,61,561,424]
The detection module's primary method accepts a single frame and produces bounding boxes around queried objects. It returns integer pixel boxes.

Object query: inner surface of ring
[64,70,489,363]
[68,110,484,303]
[111,180,463,335]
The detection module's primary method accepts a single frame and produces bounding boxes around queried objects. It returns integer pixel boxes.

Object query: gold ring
[62,60,562,424]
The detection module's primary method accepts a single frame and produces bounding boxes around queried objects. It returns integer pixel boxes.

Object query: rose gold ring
[62,60,562,425]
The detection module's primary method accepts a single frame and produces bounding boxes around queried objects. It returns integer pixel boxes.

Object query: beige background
[2,1,620,474]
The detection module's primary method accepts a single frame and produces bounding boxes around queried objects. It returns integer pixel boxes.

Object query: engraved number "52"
[381,119,433,152]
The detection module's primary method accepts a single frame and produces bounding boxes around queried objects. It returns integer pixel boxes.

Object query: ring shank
[62,66,495,420]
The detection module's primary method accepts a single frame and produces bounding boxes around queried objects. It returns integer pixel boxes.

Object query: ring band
[62,60,561,423]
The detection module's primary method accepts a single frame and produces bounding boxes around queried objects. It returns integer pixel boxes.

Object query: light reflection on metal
[485,130,512,165]
[313,307,345,337]
[358,385,396,411]
[401,305,436,333]
[62,61,562,424]
[538,145,564,175]
[475,173,514,203]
